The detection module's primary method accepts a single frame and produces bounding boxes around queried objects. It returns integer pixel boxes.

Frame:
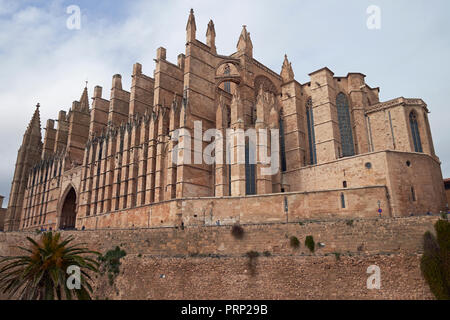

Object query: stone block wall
[0,215,438,299]
[75,185,389,230]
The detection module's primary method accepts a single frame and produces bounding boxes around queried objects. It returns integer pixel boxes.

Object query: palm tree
[0,231,100,300]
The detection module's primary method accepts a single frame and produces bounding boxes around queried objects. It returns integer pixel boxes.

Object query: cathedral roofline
[347,72,367,78]
[308,67,334,76]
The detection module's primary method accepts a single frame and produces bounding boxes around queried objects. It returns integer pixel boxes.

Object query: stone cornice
[365,97,429,115]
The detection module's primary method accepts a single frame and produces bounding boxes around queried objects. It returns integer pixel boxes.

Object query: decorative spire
[237,25,253,58]
[26,103,42,140]
[206,19,216,53]
[186,8,196,42]
[80,86,89,112]
[281,54,295,83]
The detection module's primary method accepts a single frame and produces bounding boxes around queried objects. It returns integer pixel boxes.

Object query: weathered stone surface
[0,216,437,299]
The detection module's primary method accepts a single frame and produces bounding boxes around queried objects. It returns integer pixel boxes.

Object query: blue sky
[0,0,449,206]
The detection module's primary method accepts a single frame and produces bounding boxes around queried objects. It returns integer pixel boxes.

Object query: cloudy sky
[0,0,449,206]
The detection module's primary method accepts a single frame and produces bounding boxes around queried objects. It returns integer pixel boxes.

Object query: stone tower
[4,104,43,231]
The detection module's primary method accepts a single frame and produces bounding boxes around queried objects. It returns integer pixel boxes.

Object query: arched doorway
[59,187,77,230]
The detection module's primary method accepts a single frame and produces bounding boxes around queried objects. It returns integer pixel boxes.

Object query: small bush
[421,218,450,300]
[263,251,271,257]
[289,236,300,249]
[333,252,341,261]
[231,224,244,239]
[245,251,260,259]
[299,222,304,226]
[98,246,127,286]
[346,219,354,227]
[305,236,315,253]
[440,212,448,221]
[245,251,259,276]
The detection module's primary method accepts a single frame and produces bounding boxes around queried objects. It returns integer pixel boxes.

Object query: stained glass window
[409,112,423,153]
[336,93,355,157]
[306,98,317,165]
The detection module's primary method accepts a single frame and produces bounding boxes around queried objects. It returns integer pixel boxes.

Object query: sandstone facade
[3,10,447,232]
[0,216,438,299]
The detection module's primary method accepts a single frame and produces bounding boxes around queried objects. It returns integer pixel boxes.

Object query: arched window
[336,93,355,157]
[279,110,287,172]
[306,98,317,165]
[409,112,423,153]
[224,65,231,93]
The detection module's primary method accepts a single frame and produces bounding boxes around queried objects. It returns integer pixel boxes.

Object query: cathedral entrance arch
[58,186,77,230]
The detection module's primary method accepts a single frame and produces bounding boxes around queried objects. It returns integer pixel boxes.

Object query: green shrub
[245,251,259,276]
[98,246,127,286]
[305,236,315,253]
[263,251,271,257]
[346,219,354,227]
[289,236,300,249]
[231,224,244,239]
[420,219,450,300]
[245,251,260,259]
[333,252,341,261]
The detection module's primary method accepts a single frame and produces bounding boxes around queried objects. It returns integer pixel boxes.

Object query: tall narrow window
[279,110,287,172]
[306,98,317,165]
[97,141,103,176]
[409,112,423,153]
[411,186,416,202]
[228,164,232,196]
[224,65,231,93]
[340,193,346,209]
[245,141,256,195]
[336,93,355,157]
